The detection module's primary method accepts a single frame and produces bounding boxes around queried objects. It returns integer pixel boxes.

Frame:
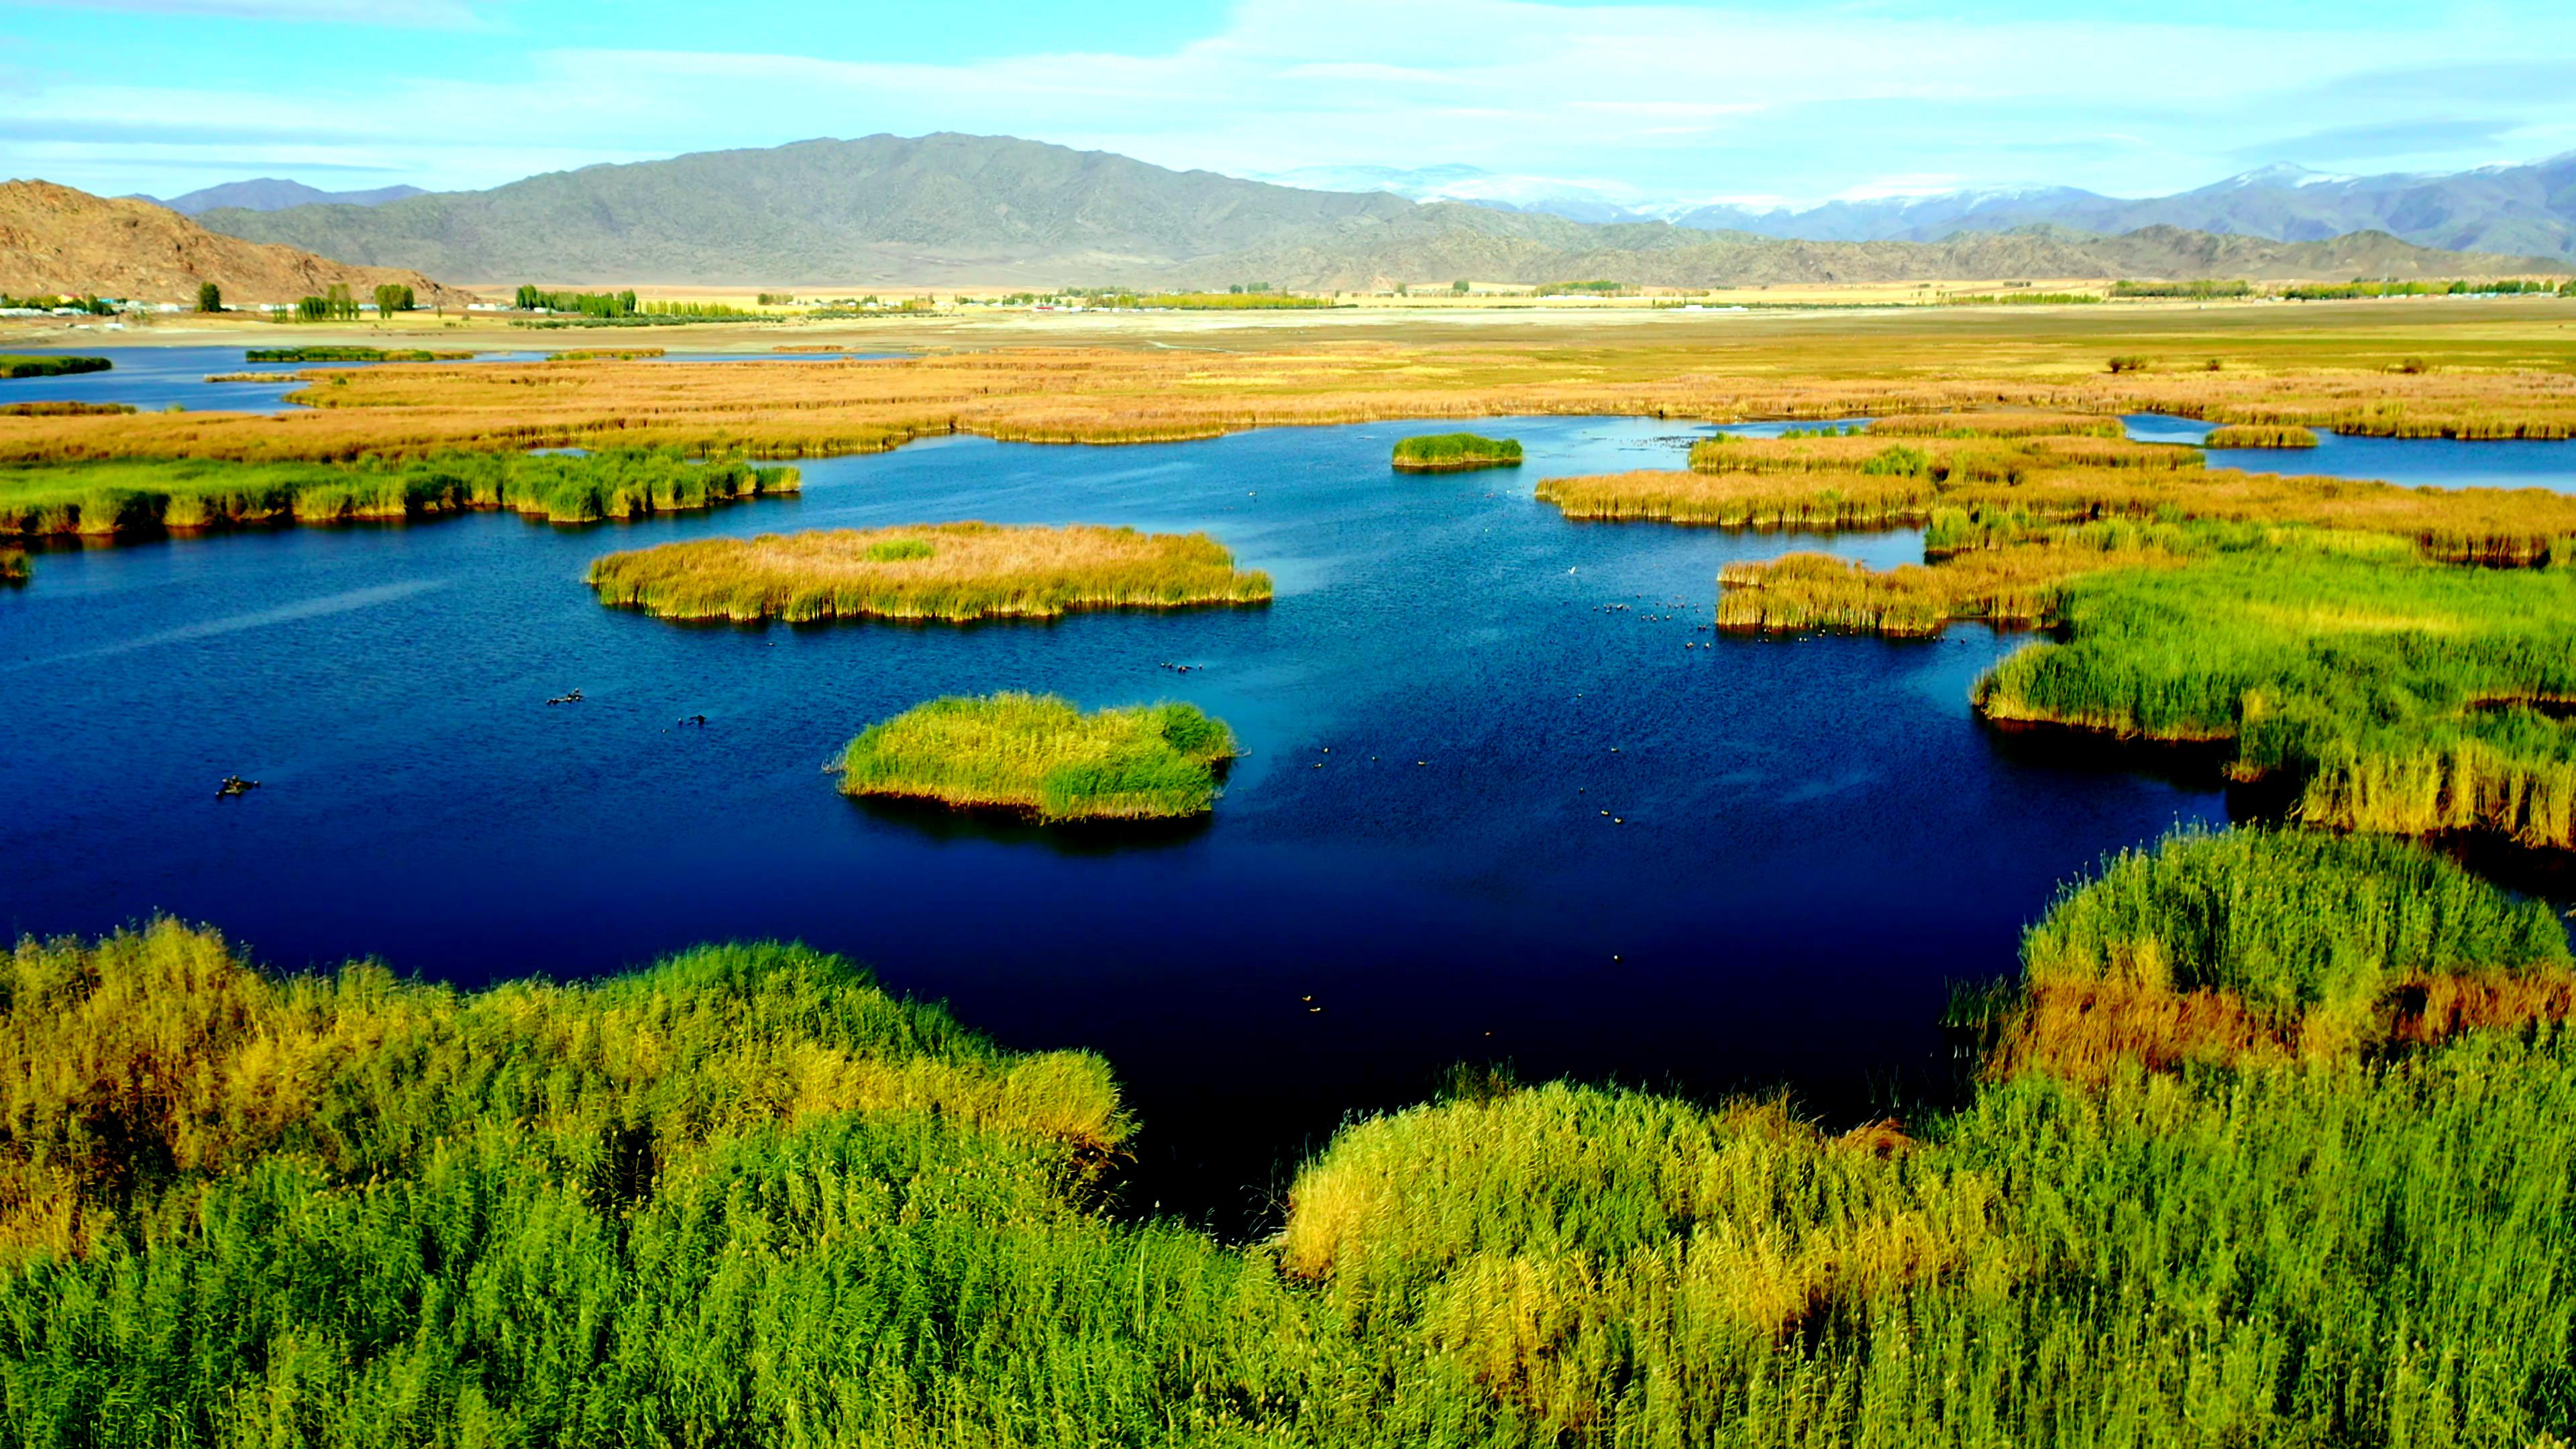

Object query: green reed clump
[839,692,1237,822]
[0,449,797,539]
[0,356,109,380]
[2206,423,2321,447]
[0,547,23,584]
[588,521,1269,623]
[1976,533,2576,847]
[2024,826,2569,1020]
[1868,411,2125,439]
[1391,432,1523,471]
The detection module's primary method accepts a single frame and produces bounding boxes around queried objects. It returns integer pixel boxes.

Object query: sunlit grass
[839,692,1238,822]
[587,521,1271,623]
[1391,432,1523,471]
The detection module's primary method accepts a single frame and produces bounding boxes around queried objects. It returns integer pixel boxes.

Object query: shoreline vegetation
[2205,422,2322,447]
[1391,431,1523,471]
[0,545,23,583]
[839,692,1238,822]
[240,345,473,363]
[0,400,129,417]
[0,355,109,379]
[0,449,798,541]
[586,521,1272,623]
[7,310,2576,466]
[10,818,2576,1441]
[1540,411,2576,851]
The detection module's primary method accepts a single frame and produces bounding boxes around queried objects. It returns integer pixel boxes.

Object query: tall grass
[0,449,797,539]
[239,347,472,362]
[1867,411,2123,439]
[587,521,1271,623]
[0,356,109,380]
[839,692,1238,821]
[2205,423,2320,447]
[0,401,131,417]
[1391,433,1522,471]
[1976,536,2576,847]
[0,547,23,584]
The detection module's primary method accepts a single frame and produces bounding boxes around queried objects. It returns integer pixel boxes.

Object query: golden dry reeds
[586,521,1272,623]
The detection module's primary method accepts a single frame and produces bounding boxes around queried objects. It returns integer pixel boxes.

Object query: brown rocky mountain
[191,134,2568,290]
[0,180,464,306]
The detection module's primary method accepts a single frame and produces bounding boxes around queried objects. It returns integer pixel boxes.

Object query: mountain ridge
[183,134,2570,289]
[0,180,465,306]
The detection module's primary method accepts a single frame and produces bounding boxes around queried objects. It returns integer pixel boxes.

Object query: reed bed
[239,345,470,362]
[0,356,108,379]
[17,867,2576,1444]
[0,401,130,417]
[2206,423,2321,447]
[4,313,2573,465]
[0,449,796,540]
[203,371,299,384]
[839,692,1238,822]
[553,347,666,360]
[1988,828,2576,1080]
[587,521,1270,623]
[0,547,23,584]
[1538,469,1932,529]
[1867,410,2124,439]
[1391,432,1523,471]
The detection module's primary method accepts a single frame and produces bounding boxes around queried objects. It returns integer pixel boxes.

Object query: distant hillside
[191,133,2569,289]
[1322,156,2576,262]
[0,181,466,306]
[136,178,427,215]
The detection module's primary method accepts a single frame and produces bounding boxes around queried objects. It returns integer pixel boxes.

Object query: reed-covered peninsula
[1391,432,1523,471]
[2204,423,2322,447]
[586,521,1271,623]
[0,355,109,380]
[839,692,1238,822]
[0,449,797,540]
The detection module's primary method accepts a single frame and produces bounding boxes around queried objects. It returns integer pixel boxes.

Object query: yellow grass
[586,521,1272,623]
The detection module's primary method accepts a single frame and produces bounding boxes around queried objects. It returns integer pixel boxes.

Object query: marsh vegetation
[839,692,1238,822]
[0,355,109,380]
[0,449,796,540]
[2204,422,2321,447]
[586,521,1271,623]
[1391,431,1524,471]
[11,812,2576,1446]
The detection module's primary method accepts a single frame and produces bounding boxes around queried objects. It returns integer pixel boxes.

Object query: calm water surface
[10,356,2567,1226]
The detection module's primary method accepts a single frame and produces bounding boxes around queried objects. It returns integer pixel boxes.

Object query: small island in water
[0,354,111,379]
[839,692,1239,822]
[1391,433,1523,472]
[586,521,1272,623]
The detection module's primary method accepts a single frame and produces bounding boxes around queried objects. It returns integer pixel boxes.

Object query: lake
[7,364,2567,1226]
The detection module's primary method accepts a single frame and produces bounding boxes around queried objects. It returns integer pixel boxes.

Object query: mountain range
[184,134,2567,290]
[132,178,427,215]
[1272,156,2576,260]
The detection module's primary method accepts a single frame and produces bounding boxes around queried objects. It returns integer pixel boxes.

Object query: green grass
[12,820,2576,1446]
[2023,826,2569,1022]
[0,449,798,538]
[1976,532,2576,847]
[839,692,1238,822]
[0,356,109,379]
[586,521,1271,623]
[1391,432,1523,471]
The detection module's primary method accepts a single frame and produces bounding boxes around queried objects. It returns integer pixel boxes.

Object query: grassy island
[0,355,109,380]
[2205,423,2322,447]
[586,521,1271,623]
[1391,432,1523,471]
[13,818,2576,1444]
[203,372,300,384]
[839,692,1238,822]
[0,449,797,541]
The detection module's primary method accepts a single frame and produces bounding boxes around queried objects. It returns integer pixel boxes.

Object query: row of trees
[514,286,639,316]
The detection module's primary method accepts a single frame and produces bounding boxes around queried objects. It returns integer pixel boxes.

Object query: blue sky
[6,0,2576,207]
